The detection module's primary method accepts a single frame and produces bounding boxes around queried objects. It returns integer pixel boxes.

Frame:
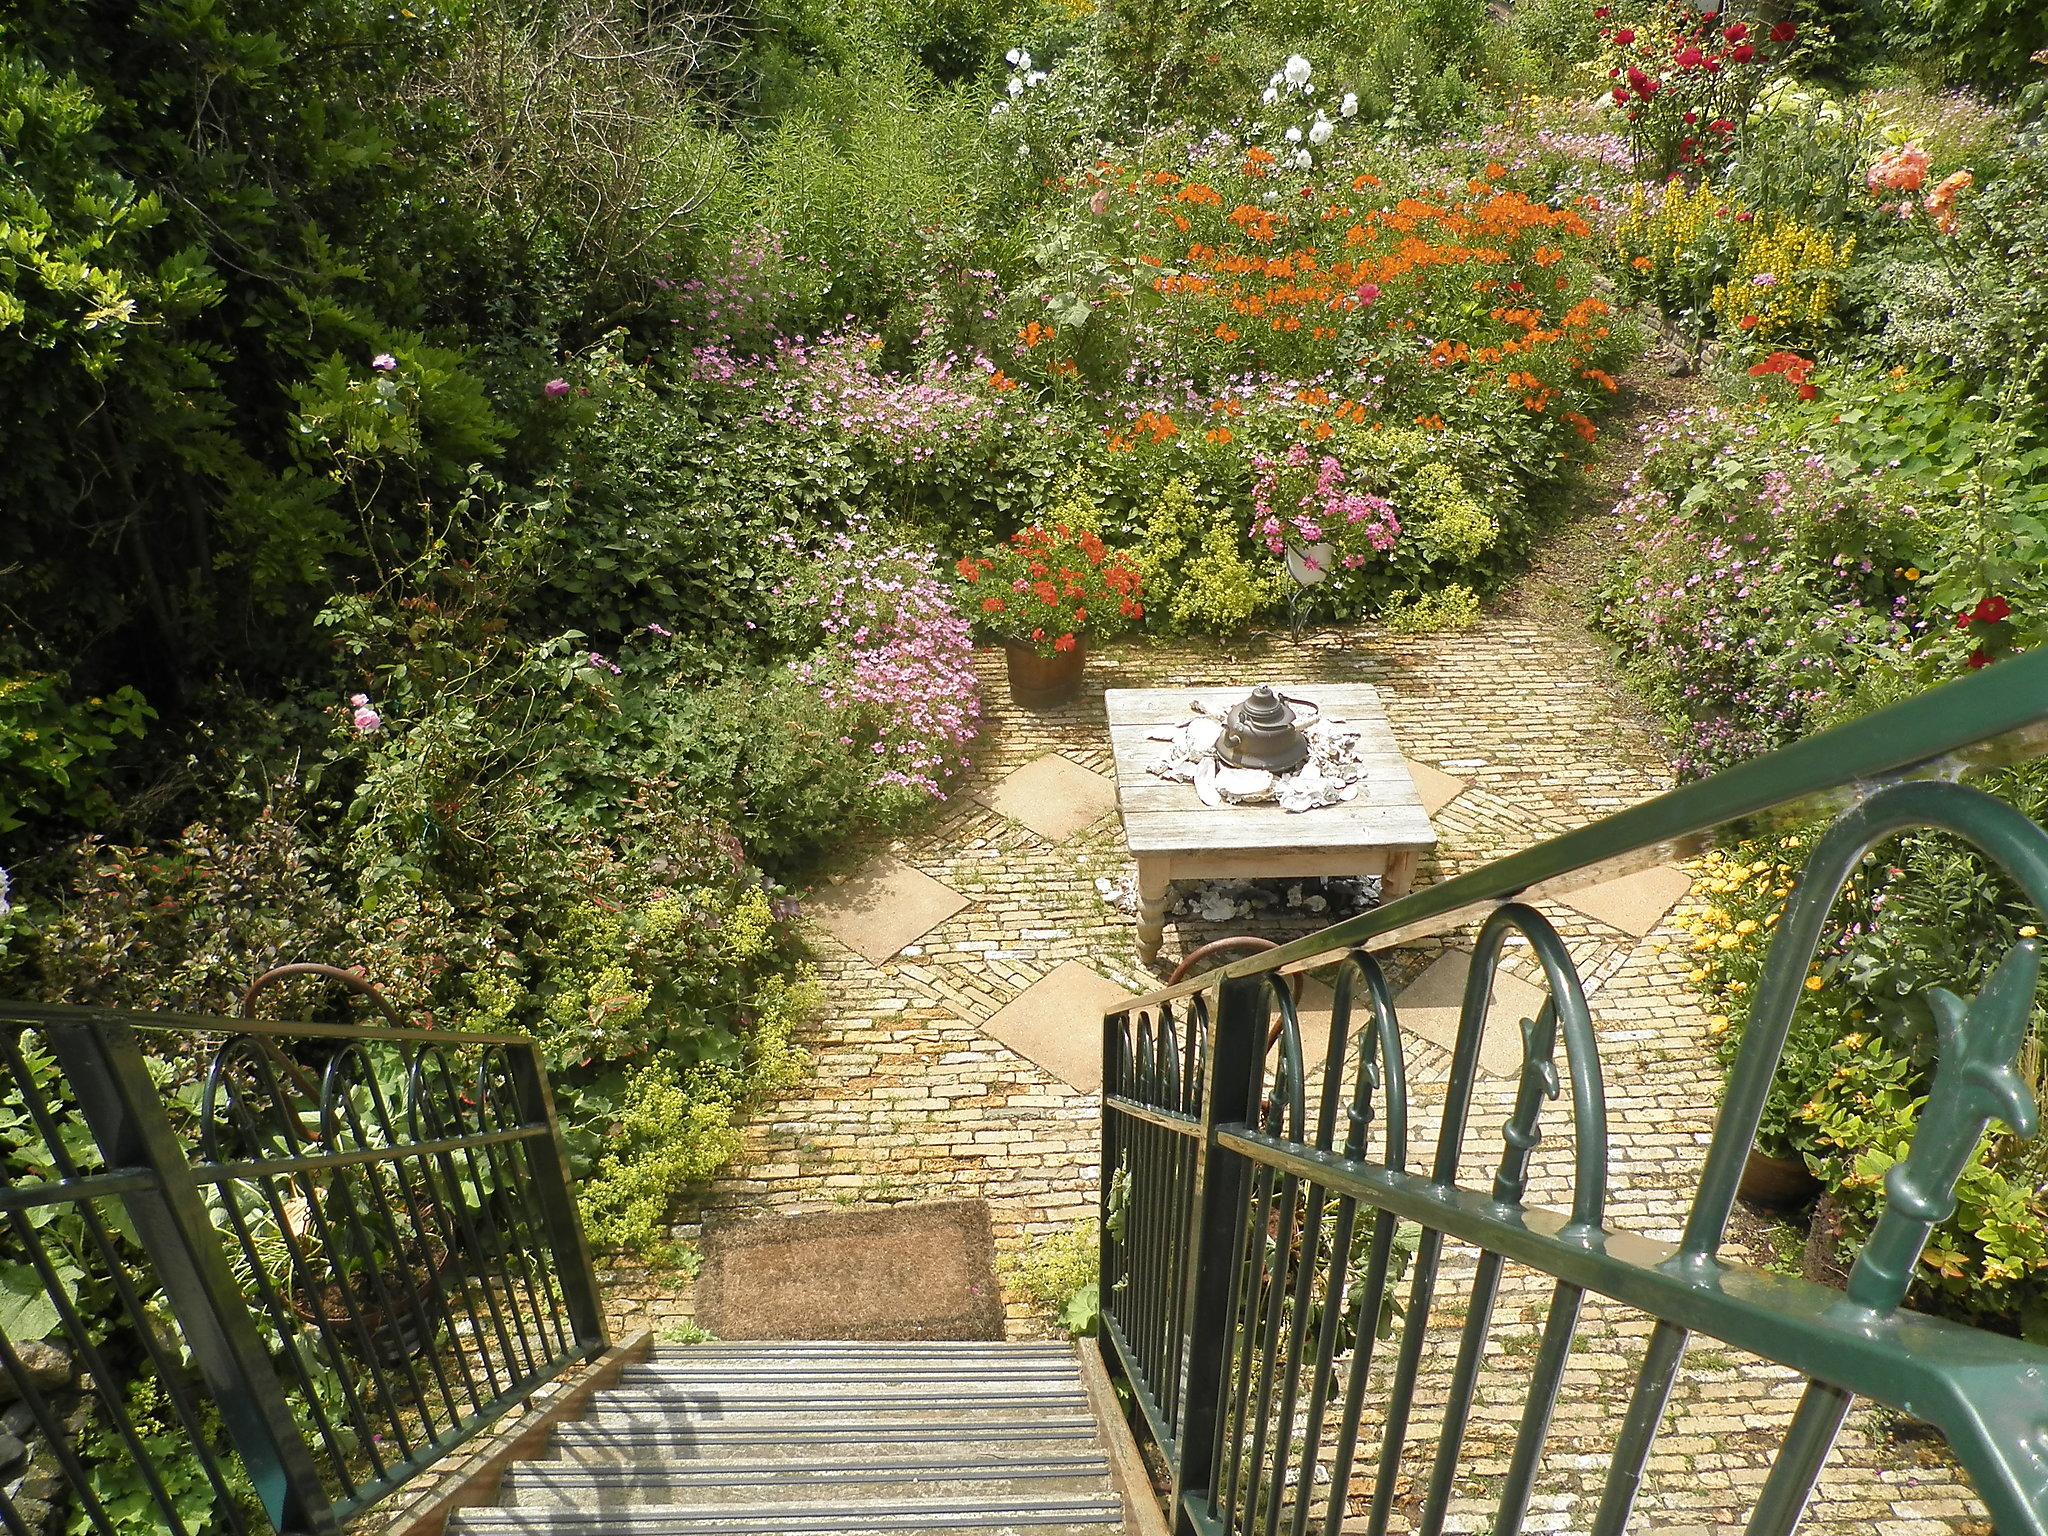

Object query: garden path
[601,386,1990,1534]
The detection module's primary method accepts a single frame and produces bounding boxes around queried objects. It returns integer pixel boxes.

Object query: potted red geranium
[956,525,1144,707]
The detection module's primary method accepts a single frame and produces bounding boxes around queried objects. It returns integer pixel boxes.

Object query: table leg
[1137,861,1171,964]
[1383,849,1420,901]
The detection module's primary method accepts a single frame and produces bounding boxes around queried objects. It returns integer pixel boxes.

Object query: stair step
[617,1363,1084,1387]
[500,1457,1114,1508]
[584,1392,1091,1425]
[449,1494,1126,1534]
[549,1419,1102,1465]
[643,1342,1074,1357]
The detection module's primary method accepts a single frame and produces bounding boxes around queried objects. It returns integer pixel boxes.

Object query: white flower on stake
[1283,54,1312,87]
[1340,92,1359,118]
[1308,113,1333,145]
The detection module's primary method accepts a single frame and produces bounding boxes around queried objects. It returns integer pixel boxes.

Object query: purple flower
[543,378,571,399]
[371,352,398,372]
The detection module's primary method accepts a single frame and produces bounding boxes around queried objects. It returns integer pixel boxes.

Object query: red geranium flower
[1974,595,2012,624]
[1053,633,1077,653]
[1969,648,1991,669]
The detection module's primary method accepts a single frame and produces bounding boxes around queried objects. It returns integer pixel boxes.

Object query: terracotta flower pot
[1738,1146,1821,1212]
[1004,639,1087,708]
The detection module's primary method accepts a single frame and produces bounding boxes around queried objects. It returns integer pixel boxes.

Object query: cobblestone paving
[599,614,1989,1535]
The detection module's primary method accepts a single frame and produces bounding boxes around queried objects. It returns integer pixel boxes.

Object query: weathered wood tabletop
[1104,684,1438,961]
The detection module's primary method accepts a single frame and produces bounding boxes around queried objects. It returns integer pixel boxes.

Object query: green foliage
[1131,479,1286,634]
[1001,1219,1100,1335]
[0,673,152,834]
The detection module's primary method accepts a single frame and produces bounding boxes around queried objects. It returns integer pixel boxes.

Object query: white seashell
[1215,766,1275,800]
[1194,757,1222,807]
[1186,716,1224,754]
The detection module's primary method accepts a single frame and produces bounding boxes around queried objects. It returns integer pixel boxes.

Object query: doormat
[694,1198,1007,1341]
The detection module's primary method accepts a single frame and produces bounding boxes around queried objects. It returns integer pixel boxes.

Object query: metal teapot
[1215,685,1318,773]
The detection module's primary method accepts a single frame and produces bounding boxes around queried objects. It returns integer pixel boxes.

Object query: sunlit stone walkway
[600,603,1988,1533]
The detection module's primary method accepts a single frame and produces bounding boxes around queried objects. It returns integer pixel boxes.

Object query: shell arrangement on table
[1145,705,1368,813]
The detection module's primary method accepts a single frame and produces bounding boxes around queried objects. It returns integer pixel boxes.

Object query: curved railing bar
[1263,975,1307,1144]
[242,963,408,1029]
[1684,779,2048,1269]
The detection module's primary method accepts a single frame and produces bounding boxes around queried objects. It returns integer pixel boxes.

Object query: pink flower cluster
[689,332,1044,469]
[1250,444,1400,571]
[783,526,982,799]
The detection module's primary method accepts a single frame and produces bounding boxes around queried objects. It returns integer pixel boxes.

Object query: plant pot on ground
[954,523,1144,708]
[1738,1145,1822,1212]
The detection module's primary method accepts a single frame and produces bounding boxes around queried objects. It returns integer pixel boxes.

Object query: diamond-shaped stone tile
[979,753,1119,844]
[1393,950,1550,1077]
[1554,864,1693,938]
[1403,756,1468,817]
[980,962,1130,1092]
[806,855,970,964]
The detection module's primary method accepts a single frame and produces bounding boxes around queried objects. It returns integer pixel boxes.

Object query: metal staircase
[443,1342,1135,1535]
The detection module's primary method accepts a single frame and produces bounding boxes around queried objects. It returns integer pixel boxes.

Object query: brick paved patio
[599,614,1990,1535]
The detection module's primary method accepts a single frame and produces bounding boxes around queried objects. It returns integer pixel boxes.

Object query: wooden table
[1105,685,1438,963]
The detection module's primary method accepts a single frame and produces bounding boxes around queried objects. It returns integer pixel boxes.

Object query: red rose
[1969,647,1991,669]
[1709,117,1735,133]
[1612,26,1635,42]
[1677,45,1705,66]
[1731,42,1755,60]
[1770,21,1796,41]
[1955,611,1975,631]
[1722,22,1748,39]
[1613,86,1630,103]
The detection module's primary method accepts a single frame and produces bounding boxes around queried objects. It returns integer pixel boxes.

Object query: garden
[1,0,2047,1520]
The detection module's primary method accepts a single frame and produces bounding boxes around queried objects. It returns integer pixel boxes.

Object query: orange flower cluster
[956,525,1145,656]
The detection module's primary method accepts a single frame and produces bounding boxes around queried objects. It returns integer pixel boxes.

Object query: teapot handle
[1278,693,1321,730]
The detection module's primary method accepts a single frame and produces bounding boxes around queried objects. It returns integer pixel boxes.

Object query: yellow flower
[1735,919,1758,936]
[2021,925,2039,939]
[1804,975,1824,992]
[1903,567,1920,582]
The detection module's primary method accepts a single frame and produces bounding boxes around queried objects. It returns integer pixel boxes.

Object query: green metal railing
[0,1002,606,1536]
[1099,650,2048,1536]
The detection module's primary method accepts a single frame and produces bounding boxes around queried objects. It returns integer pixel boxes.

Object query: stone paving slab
[1555,862,1694,938]
[806,853,970,963]
[1391,947,1554,1078]
[979,961,1130,1093]
[1403,756,1469,817]
[978,751,1120,843]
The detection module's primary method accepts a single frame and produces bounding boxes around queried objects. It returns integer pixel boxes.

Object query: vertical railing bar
[321,1052,466,1437]
[1219,1014,1281,1527]
[314,1069,449,1449]
[503,1042,607,1351]
[1587,1320,1690,1536]
[0,1032,265,1521]
[221,1044,403,1474]
[473,1053,572,1364]
[441,1077,544,1381]
[3,1208,204,1536]
[44,1020,343,1536]
[1319,1204,1400,1536]
[1099,1010,1125,1404]
[1490,1278,1586,1536]
[352,1052,491,1417]
[1414,1243,1509,1536]
[1139,1018,1166,1402]
[1361,1221,1446,1536]
[0,1327,128,1536]
[1174,977,1261,1536]
[1742,1381,1856,1536]
[1243,1164,1303,1535]
[218,1091,394,1478]
[406,1055,516,1403]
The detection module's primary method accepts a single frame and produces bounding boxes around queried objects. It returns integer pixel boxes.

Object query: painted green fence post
[1168,973,1265,1536]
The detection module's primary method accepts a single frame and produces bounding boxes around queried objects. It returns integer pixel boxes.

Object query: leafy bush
[0,673,153,835]
[1001,1219,1100,1335]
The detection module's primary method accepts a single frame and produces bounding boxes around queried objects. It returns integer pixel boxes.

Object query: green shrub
[1001,1219,1100,1334]
[0,672,153,835]
[1131,479,1287,634]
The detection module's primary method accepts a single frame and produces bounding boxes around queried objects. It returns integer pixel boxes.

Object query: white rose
[1284,125,1302,142]
[1018,50,1033,69]
[1007,76,1024,97]
[1006,47,1021,64]
[1283,54,1312,87]
[1292,148,1312,170]
[1262,86,1279,104]
[1308,115,1333,144]
[1340,91,1358,118]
